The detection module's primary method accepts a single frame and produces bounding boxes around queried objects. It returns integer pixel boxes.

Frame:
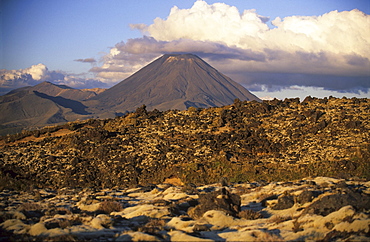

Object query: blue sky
[1,0,369,99]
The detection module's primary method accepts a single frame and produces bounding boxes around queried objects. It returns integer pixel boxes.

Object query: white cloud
[0,64,108,95]
[268,9,369,55]
[146,1,269,45]
[24,63,48,80]
[142,2,370,75]
[100,0,369,94]
[146,1,269,47]
[141,1,369,59]
[0,64,46,90]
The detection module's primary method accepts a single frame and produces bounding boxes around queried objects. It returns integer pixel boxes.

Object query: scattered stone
[29,222,47,236]
[90,214,112,229]
[193,223,211,232]
[116,231,161,242]
[164,176,184,186]
[259,194,278,207]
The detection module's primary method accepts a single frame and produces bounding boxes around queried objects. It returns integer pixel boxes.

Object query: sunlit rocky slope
[1,96,369,190]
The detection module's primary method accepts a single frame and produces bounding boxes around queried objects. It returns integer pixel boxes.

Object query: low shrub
[239,209,263,220]
[98,201,122,214]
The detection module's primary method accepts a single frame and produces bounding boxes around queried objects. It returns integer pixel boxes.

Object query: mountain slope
[91,54,260,113]
[0,83,99,135]
[0,90,67,135]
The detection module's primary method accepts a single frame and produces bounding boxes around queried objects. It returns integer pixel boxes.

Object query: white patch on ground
[166,217,196,233]
[168,230,214,242]
[116,231,161,241]
[112,204,169,219]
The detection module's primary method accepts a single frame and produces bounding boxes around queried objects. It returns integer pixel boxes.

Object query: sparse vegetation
[268,215,292,224]
[138,218,167,234]
[239,209,263,220]
[18,202,43,212]
[98,201,123,214]
[292,219,303,233]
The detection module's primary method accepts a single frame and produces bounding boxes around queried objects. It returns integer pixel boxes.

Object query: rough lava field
[1,96,370,241]
[1,177,369,241]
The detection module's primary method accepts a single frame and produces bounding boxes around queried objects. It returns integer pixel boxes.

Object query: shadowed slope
[0,89,95,135]
[34,91,90,115]
[0,90,66,135]
[0,82,102,135]
[30,81,103,101]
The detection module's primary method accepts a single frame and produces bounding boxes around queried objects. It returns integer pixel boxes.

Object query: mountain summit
[92,54,260,113]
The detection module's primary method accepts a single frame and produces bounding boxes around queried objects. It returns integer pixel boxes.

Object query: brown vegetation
[98,201,123,214]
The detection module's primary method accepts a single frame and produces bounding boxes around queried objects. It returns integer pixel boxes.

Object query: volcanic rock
[1,97,369,189]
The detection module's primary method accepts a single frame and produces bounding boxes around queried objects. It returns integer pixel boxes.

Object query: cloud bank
[96,0,369,94]
[0,64,108,96]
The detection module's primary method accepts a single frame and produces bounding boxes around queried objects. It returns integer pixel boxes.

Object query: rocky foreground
[0,96,369,240]
[1,177,369,241]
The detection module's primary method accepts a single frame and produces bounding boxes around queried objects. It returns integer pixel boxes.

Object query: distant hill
[0,82,104,135]
[8,81,105,101]
[89,54,260,114]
